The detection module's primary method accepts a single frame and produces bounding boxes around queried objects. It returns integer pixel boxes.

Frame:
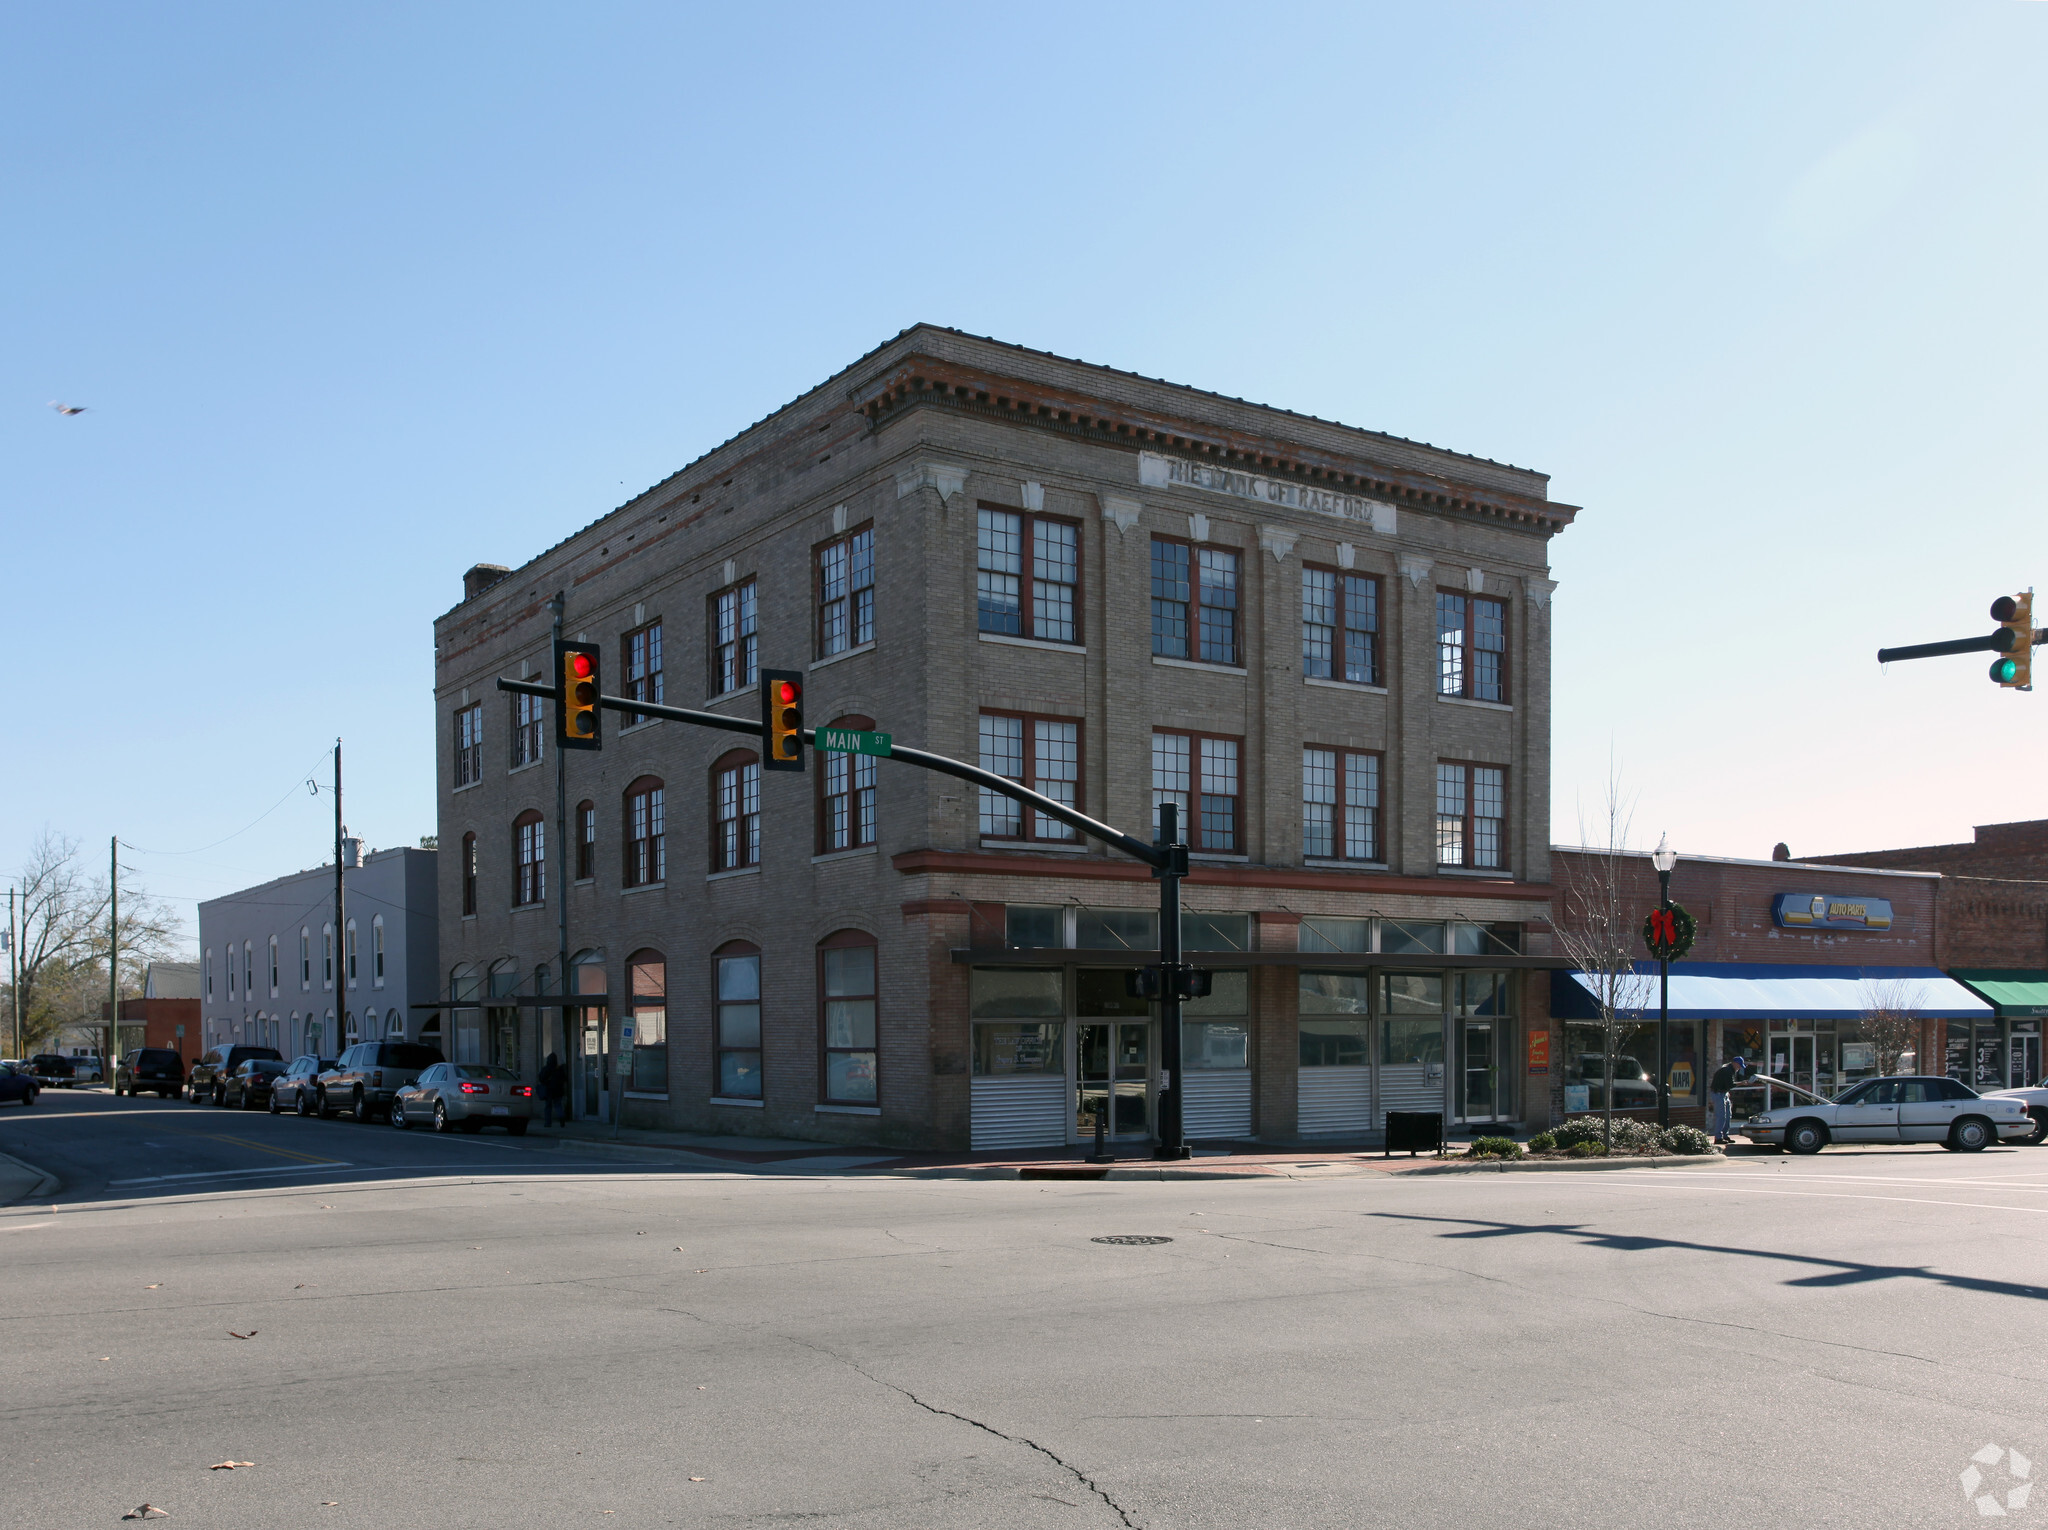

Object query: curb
[0,1149,58,1204]
[1403,1153,1728,1176]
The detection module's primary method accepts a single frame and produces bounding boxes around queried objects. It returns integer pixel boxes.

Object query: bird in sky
[48,400,87,416]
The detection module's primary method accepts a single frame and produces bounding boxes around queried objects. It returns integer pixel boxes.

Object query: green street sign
[815,727,892,758]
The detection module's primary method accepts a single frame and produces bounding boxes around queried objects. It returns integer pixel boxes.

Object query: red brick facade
[1808,819,2048,968]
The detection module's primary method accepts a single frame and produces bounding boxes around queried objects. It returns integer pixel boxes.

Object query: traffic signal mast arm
[494,677,1167,870]
[1875,630,2032,664]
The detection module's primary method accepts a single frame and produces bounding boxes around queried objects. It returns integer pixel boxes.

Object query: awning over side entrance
[1950,970,2048,1018]
[1550,963,1993,1022]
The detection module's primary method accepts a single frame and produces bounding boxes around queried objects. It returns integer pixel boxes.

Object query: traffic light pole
[495,677,1197,1159]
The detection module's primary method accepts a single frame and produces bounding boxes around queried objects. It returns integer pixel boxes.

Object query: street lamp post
[1650,835,1678,1128]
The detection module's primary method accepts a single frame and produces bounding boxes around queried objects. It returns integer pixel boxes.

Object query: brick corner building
[433,326,1577,1150]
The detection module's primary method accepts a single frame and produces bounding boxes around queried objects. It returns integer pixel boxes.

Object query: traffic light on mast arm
[1990,592,2034,690]
[555,640,602,750]
[761,669,804,772]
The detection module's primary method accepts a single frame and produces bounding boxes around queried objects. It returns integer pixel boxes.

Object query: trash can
[1384,1111,1445,1157]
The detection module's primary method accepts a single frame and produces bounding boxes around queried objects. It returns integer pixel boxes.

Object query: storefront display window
[1299,971,1368,1066]
[1383,1017,1444,1067]
[970,968,1063,1019]
[972,1023,1064,1075]
[1182,971,1249,1070]
[1454,972,1513,1018]
[1300,917,1370,953]
[1382,973,1444,1014]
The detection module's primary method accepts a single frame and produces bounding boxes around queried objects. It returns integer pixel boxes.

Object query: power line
[118,745,337,857]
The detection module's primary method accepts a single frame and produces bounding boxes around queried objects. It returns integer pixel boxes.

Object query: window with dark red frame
[623,776,665,886]
[1152,730,1242,852]
[976,505,1080,644]
[709,582,756,695]
[1435,761,1507,870]
[1303,746,1382,862]
[454,703,483,787]
[818,715,878,853]
[977,710,1080,841]
[1151,536,1239,665]
[819,929,878,1105]
[714,941,762,1100]
[622,620,664,724]
[1302,567,1380,686]
[816,526,874,657]
[1437,592,1508,702]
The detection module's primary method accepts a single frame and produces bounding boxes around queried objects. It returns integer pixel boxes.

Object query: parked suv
[116,1048,186,1098]
[318,1041,445,1123]
[28,1054,76,1088]
[187,1045,285,1105]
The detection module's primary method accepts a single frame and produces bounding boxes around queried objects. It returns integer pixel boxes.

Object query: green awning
[1950,970,2048,1018]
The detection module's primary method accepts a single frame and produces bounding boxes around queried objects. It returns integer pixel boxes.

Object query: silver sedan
[390,1063,535,1134]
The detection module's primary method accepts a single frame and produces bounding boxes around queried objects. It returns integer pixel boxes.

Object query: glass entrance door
[1077,1022,1152,1140]
[582,1014,602,1118]
[2013,1026,2041,1089]
[1460,1020,1498,1121]
[1769,1032,1820,1096]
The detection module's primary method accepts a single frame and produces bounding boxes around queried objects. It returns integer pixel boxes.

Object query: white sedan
[1982,1084,2048,1145]
[1741,1075,2034,1154]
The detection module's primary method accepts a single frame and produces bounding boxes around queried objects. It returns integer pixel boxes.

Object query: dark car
[0,1061,40,1107]
[28,1054,76,1088]
[222,1057,290,1110]
[269,1056,337,1117]
[318,1040,446,1123]
[187,1045,285,1106]
[116,1048,186,1099]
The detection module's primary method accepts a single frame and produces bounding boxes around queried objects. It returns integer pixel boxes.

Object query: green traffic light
[1991,657,2019,684]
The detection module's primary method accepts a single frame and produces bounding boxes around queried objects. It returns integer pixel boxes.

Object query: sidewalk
[516,1119,1739,1181]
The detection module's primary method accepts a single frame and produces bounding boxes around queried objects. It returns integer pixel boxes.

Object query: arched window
[627,949,666,1092]
[514,810,546,906]
[344,920,359,986]
[714,940,762,1101]
[624,777,665,886]
[818,715,878,854]
[576,799,596,881]
[819,929,878,1106]
[711,752,760,872]
[345,1009,359,1047]
[386,1008,405,1041]
[244,941,255,998]
[371,916,386,985]
[323,924,335,987]
[461,831,478,917]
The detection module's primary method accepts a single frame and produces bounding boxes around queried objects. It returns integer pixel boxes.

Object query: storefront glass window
[1077,907,1158,951]
[1006,906,1063,949]
[970,968,1064,1019]
[1182,912,1251,951]
[972,1023,1064,1075]
[1382,1018,1444,1067]
[1381,920,1445,955]
[1076,967,1150,1018]
[1381,973,1444,1014]
[1564,1022,1656,1110]
[1299,971,1368,1066]
[1450,923,1522,956]
[1183,970,1249,1070]
[1300,917,1370,953]
[1454,972,1514,1018]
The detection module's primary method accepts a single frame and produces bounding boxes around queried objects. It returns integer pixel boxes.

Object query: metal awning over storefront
[950,948,1570,969]
[1950,971,2048,1018]
[1550,963,1992,1021]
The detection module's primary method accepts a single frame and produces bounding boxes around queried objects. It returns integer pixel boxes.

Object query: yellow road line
[180,1131,342,1166]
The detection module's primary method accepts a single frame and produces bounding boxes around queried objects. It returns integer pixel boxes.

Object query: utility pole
[547,594,573,1118]
[334,739,345,1055]
[8,887,18,1060]
[107,837,118,1089]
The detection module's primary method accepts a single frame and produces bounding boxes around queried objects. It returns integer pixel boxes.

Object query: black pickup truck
[27,1054,77,1088]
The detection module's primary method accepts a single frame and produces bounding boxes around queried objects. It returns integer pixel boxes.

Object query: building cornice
[890,848,1555,902]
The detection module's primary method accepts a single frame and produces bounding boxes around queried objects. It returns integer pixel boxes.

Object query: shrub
[1570,1139,1607,1157]
[1527,1132,1556,1152]
[1550,1117,1655,1152]
[1467,1136,1523,1159]
[1660,1124,1715,1156]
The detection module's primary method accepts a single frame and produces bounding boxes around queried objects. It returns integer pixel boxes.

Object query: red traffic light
[571,653,594,679]
[777,679,799,704]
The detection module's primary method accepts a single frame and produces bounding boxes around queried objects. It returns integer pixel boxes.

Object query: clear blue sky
[7,2,2044,942]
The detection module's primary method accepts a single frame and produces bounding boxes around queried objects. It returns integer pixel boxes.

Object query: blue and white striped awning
[1551,963,1991,1022]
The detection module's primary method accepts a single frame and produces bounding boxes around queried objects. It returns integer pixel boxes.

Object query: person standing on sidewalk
[540,1052,567,1128]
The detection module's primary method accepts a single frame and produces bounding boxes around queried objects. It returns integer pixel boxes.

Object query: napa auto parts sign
[1772,893,1894,931]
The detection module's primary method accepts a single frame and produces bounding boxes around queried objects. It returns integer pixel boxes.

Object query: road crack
[784,1337,1138,1527]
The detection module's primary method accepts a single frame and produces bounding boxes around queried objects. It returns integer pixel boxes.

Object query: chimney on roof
[1771,842,1790,861]
[464,563,512,600]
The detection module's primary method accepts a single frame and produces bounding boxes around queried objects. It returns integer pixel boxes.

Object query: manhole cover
[1092,1235,1173,1246]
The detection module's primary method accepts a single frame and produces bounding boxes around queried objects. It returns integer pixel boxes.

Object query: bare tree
[2,831,181,1056]
[1546,777,1656,1148]
[1858,976,1926,1081]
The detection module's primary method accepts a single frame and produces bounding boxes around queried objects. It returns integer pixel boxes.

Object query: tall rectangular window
[512,690,544,767]
[1153,731,1241,852]
[1303,747,1381,862]
[976,507,1080,644]
[821,749,877,852]
[460,835,477,917]
[714,759,761,871]
[300,929,311,987]
[576,801,596,880]
[1303,568,1380,685]
[515,815,546,905]
[1437,593,1508,702]
[269,937,279,994]
[715,951,762,1099]
[454,703,483,787]
[1437,762,1507,870]
[821,941,878,1104]
[818,525,875,656]
[710,584,756,695]
[1152,538,1239,665]
[625,781,665,887]
[624,621,665,721]
[372,920,385,982]
[978,713,1080,841]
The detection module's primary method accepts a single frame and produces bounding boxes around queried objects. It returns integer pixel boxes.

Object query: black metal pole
[1154,802,1190,1161]
[547,597,573,1119]
[1657,866,1671,1129]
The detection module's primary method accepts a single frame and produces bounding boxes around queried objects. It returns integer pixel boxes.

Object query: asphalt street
[4,1089,2047,1529]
